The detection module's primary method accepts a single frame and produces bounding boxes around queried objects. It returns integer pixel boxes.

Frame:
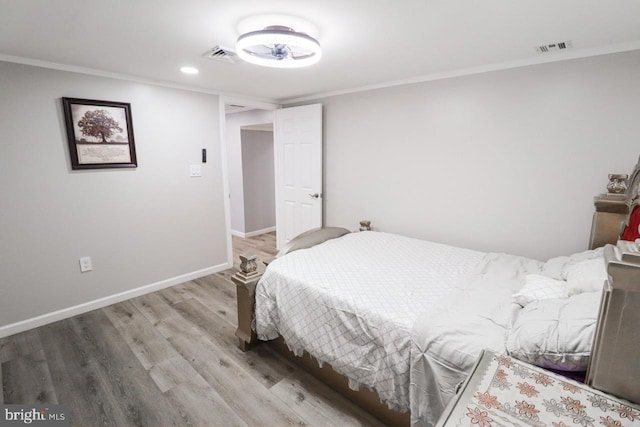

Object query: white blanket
[254,231,485,411]
[409,253,542,426]
[254,231,604,426]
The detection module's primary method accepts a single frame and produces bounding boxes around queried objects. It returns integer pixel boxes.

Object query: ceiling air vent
[203,45,238,64]
[226,104,251,114]
[536,40,573,54]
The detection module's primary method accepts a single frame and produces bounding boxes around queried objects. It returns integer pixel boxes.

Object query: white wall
[241,130,275,233]
[0,61,228,334]
[292,50,640,260]
[225,109,273,234]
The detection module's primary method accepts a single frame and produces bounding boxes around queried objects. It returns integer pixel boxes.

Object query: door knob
[309,193,320,199]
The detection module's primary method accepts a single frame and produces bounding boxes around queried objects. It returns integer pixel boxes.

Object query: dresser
[437,349,640,427]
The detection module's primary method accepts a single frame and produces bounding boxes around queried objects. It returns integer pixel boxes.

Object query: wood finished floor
[1,233,386,427]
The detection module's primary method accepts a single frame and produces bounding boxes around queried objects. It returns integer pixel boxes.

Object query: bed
[256,231,486,413]
[232,162,640,426]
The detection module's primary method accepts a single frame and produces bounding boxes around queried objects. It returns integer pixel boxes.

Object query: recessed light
[180,66,199,75]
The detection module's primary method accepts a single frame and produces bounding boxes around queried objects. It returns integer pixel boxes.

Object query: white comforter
[254,231,485,411]
[253,230,604,426]
[409,253,542,426]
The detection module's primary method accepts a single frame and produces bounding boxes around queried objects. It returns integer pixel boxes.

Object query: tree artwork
[77,109,123,143]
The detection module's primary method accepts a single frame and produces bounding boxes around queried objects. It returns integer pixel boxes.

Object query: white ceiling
[1,0,640,104]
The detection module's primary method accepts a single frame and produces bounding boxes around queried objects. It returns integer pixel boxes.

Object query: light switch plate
[190,165,202,177]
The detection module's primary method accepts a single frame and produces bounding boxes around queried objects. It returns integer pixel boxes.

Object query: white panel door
[274,104,322,250]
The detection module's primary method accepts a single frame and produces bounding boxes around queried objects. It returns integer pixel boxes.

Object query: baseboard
[0,262,231,339]
[231,226,276,239]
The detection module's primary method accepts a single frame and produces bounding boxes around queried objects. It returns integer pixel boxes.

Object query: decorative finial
[359,220,371,231]
[607,174,628,194]
[239,254,258,275]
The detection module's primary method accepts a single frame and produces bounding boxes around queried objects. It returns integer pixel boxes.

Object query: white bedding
[409,253,542,426]
[254,231,485,410]
[254,231,604,426]
[408,249,604,426]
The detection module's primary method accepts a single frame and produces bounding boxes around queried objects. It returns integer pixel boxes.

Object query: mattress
[253,231,485,411]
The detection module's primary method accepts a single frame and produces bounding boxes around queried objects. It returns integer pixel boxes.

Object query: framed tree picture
[62,97,137,170]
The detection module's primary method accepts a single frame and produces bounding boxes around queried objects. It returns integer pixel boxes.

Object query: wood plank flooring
[1,233,386,427]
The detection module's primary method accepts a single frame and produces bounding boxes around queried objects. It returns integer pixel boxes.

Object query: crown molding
[0,53,278,105]
[280,41,640,104]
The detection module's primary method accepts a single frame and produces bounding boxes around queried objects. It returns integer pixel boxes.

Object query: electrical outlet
[79,256,92,273]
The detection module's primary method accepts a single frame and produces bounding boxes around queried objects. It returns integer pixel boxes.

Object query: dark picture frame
[62,97,137,170]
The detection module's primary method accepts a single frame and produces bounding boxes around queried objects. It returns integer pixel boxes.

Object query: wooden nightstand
[436,349,640,427]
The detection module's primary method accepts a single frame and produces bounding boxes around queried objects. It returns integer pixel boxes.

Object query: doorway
[236,123,275,238]
[220,100,323,268]
[221,100,278,267]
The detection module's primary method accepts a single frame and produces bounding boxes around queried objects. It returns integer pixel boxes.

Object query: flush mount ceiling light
[236,25,321,68]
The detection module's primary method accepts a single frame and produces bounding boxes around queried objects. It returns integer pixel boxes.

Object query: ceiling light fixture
[236,26,321,68]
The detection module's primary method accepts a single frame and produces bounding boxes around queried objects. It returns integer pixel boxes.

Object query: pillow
[506,292,601,371]
[541,247,604,280]
[565,258,607,296]
[513,274,568,307]
[617,239,640,253]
